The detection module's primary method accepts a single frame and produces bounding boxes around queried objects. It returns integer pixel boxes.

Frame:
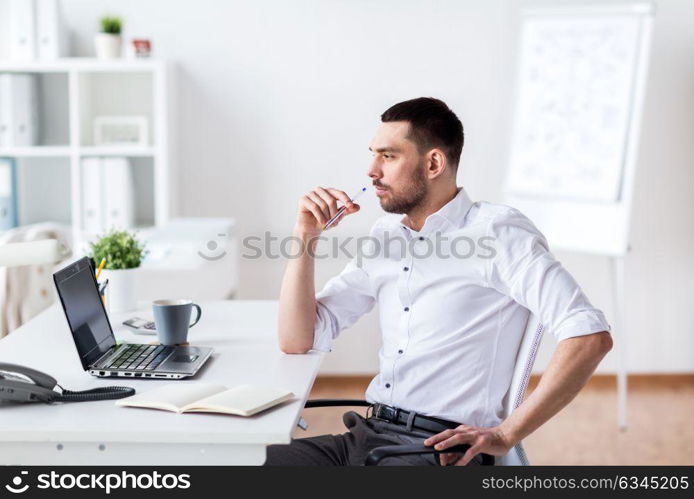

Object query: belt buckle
[371,403,383,420]
[373,403,391,421]
[382,405,398,423]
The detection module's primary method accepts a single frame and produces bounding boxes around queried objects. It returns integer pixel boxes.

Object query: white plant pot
[101,267,139,313]
[94,33,122,59]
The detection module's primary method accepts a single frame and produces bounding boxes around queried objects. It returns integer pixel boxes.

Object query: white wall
[38,0,694,373]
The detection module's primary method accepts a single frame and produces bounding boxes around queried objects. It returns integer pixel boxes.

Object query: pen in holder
[98,279,110,313]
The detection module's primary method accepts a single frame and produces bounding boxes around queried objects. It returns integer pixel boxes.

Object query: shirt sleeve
[312,257,377,352]
[487,208,611,342]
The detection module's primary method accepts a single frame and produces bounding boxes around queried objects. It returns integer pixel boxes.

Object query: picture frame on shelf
[93,116,149,147]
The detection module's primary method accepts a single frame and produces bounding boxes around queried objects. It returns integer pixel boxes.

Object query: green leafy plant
[89,229,146,270]
[100,16,122,35]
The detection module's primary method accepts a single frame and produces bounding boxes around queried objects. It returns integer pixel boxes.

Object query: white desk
[0,300,323,465]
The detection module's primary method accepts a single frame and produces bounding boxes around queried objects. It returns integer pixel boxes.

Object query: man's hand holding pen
[295,187,363,237]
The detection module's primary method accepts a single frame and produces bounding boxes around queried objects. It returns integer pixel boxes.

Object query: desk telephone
[0,363,134,403]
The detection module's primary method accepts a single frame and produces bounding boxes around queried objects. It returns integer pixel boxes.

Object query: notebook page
[116,383,227,412]
[182,385,294,416]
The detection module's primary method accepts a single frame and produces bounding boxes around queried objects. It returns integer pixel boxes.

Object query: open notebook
[116,383,294,417]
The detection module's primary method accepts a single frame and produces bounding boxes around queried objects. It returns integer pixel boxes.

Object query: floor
[300,375,694,465]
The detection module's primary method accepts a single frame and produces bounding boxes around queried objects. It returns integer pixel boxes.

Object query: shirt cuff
[311,326,332,352]
[311,301,336,352]
[553,311,612,343]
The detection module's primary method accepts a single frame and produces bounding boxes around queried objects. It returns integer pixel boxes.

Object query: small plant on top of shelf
[100,16,122,35]
[95,16,123,60]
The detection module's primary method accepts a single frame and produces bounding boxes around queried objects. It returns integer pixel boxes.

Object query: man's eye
[384,154,392,159]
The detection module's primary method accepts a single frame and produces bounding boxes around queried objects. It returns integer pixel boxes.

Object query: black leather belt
[370,403,460,434]
[369,403,495,465]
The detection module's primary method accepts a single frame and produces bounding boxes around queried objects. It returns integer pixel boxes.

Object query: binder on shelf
[0,75,11,148]
[9,0,37,61]
[103,157,135,230]
[0,159,19,231]
[35,0,66,60]
[81,157,103,233]
[0,74,39,147]
[81,157,135,233]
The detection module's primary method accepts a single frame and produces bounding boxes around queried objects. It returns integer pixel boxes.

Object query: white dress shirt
[312,187,611,427]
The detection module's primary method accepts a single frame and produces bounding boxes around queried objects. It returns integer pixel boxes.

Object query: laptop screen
[53,257,116,370]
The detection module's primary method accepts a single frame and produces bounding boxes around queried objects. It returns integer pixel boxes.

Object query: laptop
[53,257,213,379]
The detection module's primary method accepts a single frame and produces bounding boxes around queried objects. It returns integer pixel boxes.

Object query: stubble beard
[379,162,428,215]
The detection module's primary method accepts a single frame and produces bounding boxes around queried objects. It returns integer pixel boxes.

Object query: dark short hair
[381,97,464,170]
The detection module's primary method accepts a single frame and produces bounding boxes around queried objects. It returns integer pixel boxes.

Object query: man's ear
[426,149,448,179]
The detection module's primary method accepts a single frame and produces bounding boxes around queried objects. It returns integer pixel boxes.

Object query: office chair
[0,239,62,268]
[302,313,545,466]
[0,239,66,337]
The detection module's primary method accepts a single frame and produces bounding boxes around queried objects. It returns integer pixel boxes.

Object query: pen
[99,279,109,307]
[323,187,367,230]
[95,258,106,280]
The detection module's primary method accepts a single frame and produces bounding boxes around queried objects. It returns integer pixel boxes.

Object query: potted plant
[90,229,146,313]
[95,16,123,59]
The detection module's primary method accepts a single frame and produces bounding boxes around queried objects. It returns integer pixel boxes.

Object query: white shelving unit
[0,58,172,249]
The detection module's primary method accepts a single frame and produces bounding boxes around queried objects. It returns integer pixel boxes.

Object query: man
[266,97,612,466]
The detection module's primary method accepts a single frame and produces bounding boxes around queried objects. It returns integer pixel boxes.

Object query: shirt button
[398,349,403,354]
[418,236,424,241]
[403,267,409,271]
[403,307,409,312]
[385,383,391,388]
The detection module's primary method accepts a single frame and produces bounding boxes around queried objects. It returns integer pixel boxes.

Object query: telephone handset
[0,363,134,403]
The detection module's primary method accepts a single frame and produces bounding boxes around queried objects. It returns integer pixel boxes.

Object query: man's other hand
[295,186,360,236]
[424,424,513,466]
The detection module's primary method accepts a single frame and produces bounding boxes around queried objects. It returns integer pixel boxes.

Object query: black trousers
[264,411,493,466]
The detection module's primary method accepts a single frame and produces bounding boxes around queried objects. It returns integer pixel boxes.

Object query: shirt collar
[385,187,475,235]
[427,187,474,230]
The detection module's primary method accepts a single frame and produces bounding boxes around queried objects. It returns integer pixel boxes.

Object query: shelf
[0,146,72,157]
[79,146,157,157]
[0,146,157,158]
[1,55,170,240]
[0,58,165,74]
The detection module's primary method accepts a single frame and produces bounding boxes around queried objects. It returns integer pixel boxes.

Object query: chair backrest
[496,312,545,466]
[0,239,61,267]
[0,233,69,338]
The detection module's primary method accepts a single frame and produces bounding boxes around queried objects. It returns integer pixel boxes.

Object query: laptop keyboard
[106,344,175,371]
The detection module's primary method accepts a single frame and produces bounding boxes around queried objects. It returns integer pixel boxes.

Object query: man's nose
[368,159,382,180]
